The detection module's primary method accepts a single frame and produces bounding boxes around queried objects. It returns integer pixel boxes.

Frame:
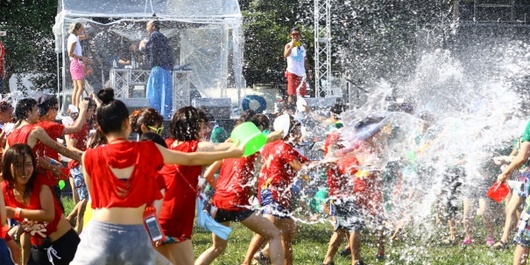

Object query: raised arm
[498,141,530,182]
[157,143,242,166]
[63,100,88,134]
[32,127,81,162]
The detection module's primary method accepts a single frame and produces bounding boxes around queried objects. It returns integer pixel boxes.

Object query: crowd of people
[0,18,529,265]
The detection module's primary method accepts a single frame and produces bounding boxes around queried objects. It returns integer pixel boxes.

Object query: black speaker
[117,98,151,113]
[191,98,232,120]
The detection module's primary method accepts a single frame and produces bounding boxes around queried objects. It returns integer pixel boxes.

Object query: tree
[0,0,58,94]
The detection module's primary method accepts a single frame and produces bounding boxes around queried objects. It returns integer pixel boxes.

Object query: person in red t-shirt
[156,106,240,265]
[35,94,89,213]
[196,112,285,265]
[2,144,80,265]
[246,114,309,265]
[70,88,243,265]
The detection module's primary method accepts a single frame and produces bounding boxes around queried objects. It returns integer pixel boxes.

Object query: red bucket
[486,182,510,203]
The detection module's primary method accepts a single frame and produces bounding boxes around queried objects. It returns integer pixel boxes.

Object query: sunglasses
[148,125,164,134]
[291,33,300,36]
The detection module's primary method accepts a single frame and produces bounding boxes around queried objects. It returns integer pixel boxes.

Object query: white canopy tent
[53,0,245,111]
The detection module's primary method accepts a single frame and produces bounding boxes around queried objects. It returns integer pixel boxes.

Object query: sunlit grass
[61,197,514,264]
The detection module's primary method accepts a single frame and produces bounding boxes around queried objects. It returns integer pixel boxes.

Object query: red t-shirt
[35,121,65,186]
[213,153,259,211]
[258,140,309,208]
[6,124,35,147]
[69,121,90,152]
[84,141,163,209]
[158,140,201,240]
[2,179,63,246]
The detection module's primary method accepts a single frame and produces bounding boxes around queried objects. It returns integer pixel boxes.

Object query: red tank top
[84,141,164,208]
[1,180,62,246]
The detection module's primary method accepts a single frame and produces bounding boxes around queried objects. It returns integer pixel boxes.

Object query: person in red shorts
[156,106,239,265]
[284,27,311,106]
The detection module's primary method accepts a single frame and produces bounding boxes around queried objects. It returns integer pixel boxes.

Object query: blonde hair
[68,22,83,34]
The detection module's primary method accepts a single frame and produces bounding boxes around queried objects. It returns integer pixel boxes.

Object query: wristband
[14,207,21,219]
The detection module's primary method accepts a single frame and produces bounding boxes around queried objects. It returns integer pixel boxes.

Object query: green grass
[60,197,514,265]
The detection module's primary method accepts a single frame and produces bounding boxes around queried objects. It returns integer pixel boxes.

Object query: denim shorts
[260,188,292,218]
[71,221,155,265]
[330,198,365,232]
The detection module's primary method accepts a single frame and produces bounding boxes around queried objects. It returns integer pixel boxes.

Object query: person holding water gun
[284,27,312,108]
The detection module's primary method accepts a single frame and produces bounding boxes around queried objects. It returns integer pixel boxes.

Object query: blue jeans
[146,66,172,119]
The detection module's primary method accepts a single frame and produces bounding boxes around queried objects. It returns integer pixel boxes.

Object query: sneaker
[492,240,508,250]
[485,237,495,246]
[253,251,271,265]
[462,237,473,245]
[339,247,351,257]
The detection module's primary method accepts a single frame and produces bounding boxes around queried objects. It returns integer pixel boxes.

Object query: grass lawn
[61,197,515,265]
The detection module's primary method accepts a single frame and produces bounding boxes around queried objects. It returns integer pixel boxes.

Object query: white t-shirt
[286,44,306,77]
[67,34,82,60]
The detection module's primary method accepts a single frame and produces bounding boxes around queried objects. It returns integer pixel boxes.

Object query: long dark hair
[2,144,37,199]
[169,106,200,141]
[95,88,129,135]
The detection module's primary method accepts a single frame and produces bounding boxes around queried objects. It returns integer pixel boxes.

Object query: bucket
[486,182,510,203]
[231,122,267,157]
[273,114,291,138]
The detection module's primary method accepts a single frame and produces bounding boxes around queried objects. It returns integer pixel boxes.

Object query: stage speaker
[117,98,151,113]
[192,98,232,120]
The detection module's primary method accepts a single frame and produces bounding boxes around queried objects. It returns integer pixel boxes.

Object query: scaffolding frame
[313,0,332,98]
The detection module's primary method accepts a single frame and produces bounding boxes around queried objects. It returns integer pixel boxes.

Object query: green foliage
[0,0,58,93]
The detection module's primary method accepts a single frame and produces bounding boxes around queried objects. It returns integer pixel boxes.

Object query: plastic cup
[486,182,510,203]
[231,122,267,157]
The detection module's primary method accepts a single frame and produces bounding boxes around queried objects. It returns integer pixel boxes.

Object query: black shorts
[28,229,80,265]
[214,208,254,223]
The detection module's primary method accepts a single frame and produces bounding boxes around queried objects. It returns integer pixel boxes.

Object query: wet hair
[169,106,200,141]
[198,107,215,123]
[95,88,129,135]
[14,98,37,121]
[286,115,301,139]
[2,144,37,199]
[234,110,256,127]
[330,103,346,119]
[68,22,83,34]
[86,129,107,149]
[251,113,270,131]
[140,132,168,148]
[129,108,164,135]
[37,94,59,117]
[0,101,13,113]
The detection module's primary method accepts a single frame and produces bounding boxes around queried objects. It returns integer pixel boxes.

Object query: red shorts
[285,71,306,96]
